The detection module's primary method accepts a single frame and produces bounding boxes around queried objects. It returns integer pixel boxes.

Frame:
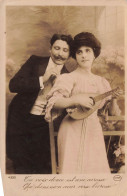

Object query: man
[6,34,73,174]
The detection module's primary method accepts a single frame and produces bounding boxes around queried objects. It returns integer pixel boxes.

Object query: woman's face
[76,46,95,70]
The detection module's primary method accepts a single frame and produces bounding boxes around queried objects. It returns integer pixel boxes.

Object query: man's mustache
[54,55,66,61]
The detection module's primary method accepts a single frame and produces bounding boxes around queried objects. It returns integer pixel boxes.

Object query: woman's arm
[53,97,76,109]
[53,93,94,109]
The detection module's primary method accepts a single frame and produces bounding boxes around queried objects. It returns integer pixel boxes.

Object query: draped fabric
[45,70,111,174]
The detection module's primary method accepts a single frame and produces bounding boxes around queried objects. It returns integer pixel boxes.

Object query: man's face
[50,40,70,65]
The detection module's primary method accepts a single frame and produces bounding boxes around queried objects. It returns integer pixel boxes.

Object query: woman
[45,32,121,174]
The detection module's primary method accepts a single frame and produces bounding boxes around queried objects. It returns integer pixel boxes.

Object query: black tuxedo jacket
[6,55,69,172]
[8,55,69,115]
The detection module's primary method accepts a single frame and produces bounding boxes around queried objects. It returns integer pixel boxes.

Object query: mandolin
[66,87,120,120]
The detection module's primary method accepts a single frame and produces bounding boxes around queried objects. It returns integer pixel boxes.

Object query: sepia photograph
[6,5,125,175]
[0,0,126,196]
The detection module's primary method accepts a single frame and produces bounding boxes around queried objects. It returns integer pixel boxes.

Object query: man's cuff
[39,76,44,90]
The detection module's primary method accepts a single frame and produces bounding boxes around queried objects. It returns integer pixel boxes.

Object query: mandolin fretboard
[94,87,119,102]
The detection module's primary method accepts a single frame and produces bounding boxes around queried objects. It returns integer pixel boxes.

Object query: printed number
[8,176,16,179]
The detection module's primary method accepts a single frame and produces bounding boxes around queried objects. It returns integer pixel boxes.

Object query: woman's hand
[109,88,123,116]
[72,93,94,109]
[112,88,123,99]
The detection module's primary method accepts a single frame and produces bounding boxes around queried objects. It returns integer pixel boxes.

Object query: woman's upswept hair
[71,32,101,59]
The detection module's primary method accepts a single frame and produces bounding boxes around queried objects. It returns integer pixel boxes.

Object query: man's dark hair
[71,32,101,59]
[50,34,73,56]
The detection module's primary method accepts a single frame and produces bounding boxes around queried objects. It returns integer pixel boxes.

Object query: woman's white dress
[45,70,111,174]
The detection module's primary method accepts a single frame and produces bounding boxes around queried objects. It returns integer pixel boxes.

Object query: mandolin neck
[94,87,119,102]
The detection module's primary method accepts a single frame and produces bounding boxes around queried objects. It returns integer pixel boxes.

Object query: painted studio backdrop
[6,6,125,173]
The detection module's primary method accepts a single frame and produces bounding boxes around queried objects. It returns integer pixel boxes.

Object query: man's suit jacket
[6,55,69,171]
[8,55,69,116]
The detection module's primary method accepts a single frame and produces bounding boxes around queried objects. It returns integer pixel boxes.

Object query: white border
[0,1,127,196]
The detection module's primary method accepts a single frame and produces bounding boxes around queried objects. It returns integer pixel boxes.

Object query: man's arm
[9,55,41,93]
